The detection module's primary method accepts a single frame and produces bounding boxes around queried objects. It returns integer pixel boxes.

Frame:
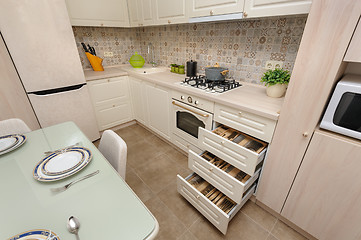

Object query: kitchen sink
[124,65,168,74]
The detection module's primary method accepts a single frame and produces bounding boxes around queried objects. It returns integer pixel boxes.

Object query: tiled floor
[100,123,309,240]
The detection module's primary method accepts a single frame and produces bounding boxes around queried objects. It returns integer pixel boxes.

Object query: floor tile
[158,182,202,228]
[145,196,187,240]
[127,140,164,170]
[165,148,188,169]
[125,169,155,203]
[135,153,189,194]
[266,234,279,240]
[177,230,199,240]
[271,220,308,240]
[241,200,277,231]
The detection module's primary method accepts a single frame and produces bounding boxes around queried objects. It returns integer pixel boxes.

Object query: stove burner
[183,75,241,93]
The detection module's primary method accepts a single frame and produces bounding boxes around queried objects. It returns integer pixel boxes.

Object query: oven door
[172,99,213,146]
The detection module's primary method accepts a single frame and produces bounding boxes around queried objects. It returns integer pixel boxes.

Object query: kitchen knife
[81,42,89,52]
[87,44,96,56]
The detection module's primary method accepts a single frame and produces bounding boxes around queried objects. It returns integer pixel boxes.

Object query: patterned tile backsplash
[73,15,307,84]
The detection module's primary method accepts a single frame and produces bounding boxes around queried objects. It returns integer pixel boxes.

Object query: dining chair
[98,130,127,179]
[0,118,31,136]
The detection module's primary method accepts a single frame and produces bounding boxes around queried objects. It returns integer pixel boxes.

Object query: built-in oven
[171,91,214,153]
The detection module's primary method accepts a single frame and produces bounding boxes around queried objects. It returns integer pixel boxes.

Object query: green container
[171,66,175,72]
[179,68,185,74]
[129,52,145,68]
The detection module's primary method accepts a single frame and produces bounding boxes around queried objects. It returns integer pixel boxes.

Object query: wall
[73,15,306,84]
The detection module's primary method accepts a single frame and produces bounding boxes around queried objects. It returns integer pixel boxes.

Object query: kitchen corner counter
[83,65,284,120]
[83,66,128,81]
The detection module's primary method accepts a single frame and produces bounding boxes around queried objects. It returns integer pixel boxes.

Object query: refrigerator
[0,0,100,141]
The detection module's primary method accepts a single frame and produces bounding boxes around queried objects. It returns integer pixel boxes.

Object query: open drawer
[198,125,268,176]
[177,173,256,235]
[188,150,261,204]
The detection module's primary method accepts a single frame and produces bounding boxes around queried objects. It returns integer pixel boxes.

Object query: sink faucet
[147,43,157,67]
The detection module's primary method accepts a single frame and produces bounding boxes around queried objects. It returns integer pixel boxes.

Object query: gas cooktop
[180,75,241,93]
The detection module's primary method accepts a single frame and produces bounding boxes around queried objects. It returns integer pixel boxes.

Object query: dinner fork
[50,170,100,193]
[44,142,81,155]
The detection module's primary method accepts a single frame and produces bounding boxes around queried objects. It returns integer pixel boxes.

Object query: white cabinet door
[154,0,188,25]
[128,0,143,27]
[188,0,244,18]
[145,83,171,140]
[88,76,133,131]
[65,0,130,27]
[243,0,311,18]
[140,0,155,26]
[129,77,148,125]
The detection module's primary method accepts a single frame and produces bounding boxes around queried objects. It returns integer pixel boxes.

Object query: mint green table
[0,122,158,239]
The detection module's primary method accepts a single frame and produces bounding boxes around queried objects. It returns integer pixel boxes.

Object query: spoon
[67,216,80,236]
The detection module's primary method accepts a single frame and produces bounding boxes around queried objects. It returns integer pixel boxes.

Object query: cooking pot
[205,64,229,81]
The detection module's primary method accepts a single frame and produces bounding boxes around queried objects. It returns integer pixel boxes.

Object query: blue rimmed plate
[0,134,26,156]
[33,146,92,182]
[41,149,86,176]
[8,229,60,240]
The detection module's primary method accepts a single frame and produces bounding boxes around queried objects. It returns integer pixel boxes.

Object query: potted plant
[178,65,185,74]
[261,68,291,98]
[174,64,179,73]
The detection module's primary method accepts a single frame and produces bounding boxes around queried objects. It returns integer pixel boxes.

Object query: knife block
[85,52,104,71]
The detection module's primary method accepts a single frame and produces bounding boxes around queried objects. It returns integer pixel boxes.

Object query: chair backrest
[0,118,31,136]
[98,130,127,179]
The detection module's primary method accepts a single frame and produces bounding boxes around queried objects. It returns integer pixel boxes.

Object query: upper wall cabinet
[243,0,312,18]
[188,0,244,18]
[128,0,155,27]
[154,0,188,25]
[65,0,130,27]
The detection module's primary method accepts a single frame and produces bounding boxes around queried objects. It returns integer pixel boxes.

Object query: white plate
[33,146,92,182]
[42,149,85,176]
[8,229,59,240]
[0,134,26,156]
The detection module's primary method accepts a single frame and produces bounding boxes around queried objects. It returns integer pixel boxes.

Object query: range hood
[189,12,243,23]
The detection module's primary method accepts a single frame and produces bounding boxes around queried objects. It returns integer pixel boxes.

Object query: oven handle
[172,101,209,118]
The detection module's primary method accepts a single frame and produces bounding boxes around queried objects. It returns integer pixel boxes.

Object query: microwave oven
[320,74,361,140]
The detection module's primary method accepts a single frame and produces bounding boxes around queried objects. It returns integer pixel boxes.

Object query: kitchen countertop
[84,65,284,120]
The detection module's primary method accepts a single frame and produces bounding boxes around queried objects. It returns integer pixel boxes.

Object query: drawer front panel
[172,134,203,155]
[214,104,276,143]
[177,174,255,234]
[95,100,132,130]
[188,150,260,204]
[198,127,266,176]
[88,76,130,103]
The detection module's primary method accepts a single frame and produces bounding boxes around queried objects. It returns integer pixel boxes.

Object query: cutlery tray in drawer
[188,150,261,204]
[198,125,268,176]
[177,173,256,234]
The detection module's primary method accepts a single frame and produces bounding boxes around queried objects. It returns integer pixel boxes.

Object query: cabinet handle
[168,20,171,24]
[196,195,200,199]
[210,10,214,15]
[186,144,190,148]
[243,11,248,17]
[302,132,308,137]
[238,111,242,115]
[172,101,209,118]
[209,167,214,172]
[221,141,225,145]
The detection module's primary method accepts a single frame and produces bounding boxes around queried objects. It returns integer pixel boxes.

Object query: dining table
[0,121,158,239]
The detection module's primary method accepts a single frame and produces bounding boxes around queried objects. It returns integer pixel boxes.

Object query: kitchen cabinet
[282,130,361,240]
[128,0,155,27]
[243,0,311,18]
[65,0,130,27]
[145,83,171,140]
[344,20,361,63]
[129,77,148,125]
[87,76,133,131]
[154,0,188,25]
[256,0,361,213]
[188,0,244,18]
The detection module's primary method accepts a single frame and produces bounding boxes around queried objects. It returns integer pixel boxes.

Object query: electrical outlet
[104,51,113,57]
[265,61,283,70]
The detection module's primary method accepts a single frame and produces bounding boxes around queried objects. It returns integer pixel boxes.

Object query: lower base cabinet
[281,129,361,240]
[87,76,133,131]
